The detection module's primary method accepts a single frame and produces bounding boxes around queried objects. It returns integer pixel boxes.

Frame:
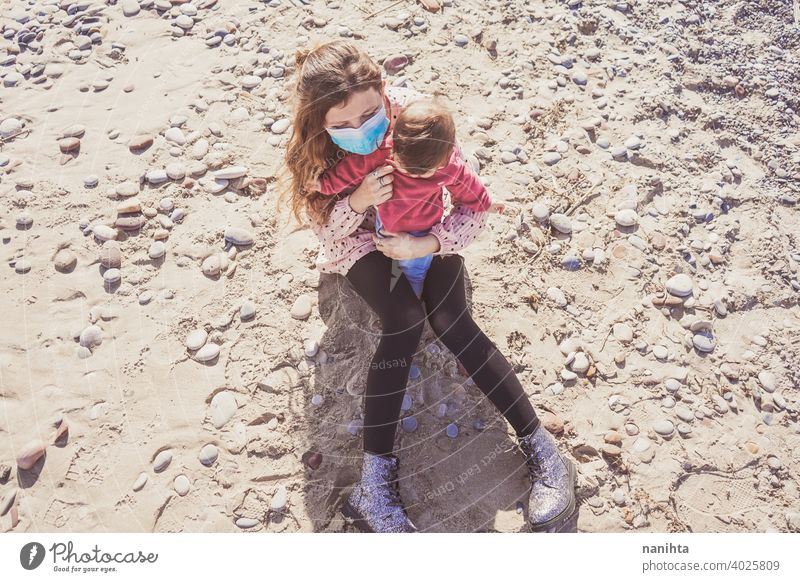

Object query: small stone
[290,295,313,320]
[653,420,674,436]
[532,203,549,221]
[54,249,77,272]
[270,119,291,135]
[186,329,208,351]
[240,301,256,321]
[632,437,651,452]
[570,352,590,373]
[79,325,103,348]
[99,241,122,269]
[446,423,459,438]
[401,416,418,432]
[613,323,633,343]
[550,213,572,234]
[542,152,561,165]
[224,226,254,246]
[148,241,166,260]
[692,331,716,353]
[174,475,190,496]
[542,412,564,434]
[614,208,638,227]
[652,345,668,360]
[153,450,172,472]
[132,472,148,492]
[199,444,219,466]
[14,259,33,274]
[128,134,153,151]
[666,274,693,297]
[103,268,121,285]
[195,343,221,363]
[210,391,238,428]
[757,371,776,393]
[271,486,288,511]
[16,439,47,470]
[215,166,248,180]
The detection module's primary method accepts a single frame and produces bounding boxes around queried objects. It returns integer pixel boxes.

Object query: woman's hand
[349,164,394,214]
[372,231,439,260]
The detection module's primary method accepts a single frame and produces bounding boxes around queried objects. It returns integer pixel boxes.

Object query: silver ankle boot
[516,423,578,532]
[340,451,418,533]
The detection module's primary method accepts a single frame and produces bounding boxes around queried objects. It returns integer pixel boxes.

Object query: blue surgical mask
[326,103,389,155]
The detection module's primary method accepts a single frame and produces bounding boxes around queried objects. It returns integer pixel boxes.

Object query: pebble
[532,202,549,221]
[401,416,418,432]
[174,475,190,496]
[290,295,312,320]
[224,226,254,246]
[240,301,256,321]
[128,134,153,151]
[570,352,590,373]
[612,323,633,342]
[692,331,716,353]
[542,152,561,165]
[632,437,651,452]
[271,486,288,511]
[666,274,693,297]
[99,241,122,268]
[347,418,363,436]
[103,268,121,285]
[185,329,208,351]
[311,394,324,406]
[215,166,248,180]
[0,117,24,139]
[132,473,148,492]
[164,127,186,145]
[210,391,238,428]
[549,213,572,234]
[153,450,172,472]
[757,371,776,393]
[236,518,260,529]
[546,287,568,307]
[16,439,47,470]
[195,342,221,363]
[79,325,103,348]
[652,345,668,360]
[199,444,219,466]
[270,119,291,134]
[409,365,421,380]
[54,249,77,272]
[653,420,674,436]
[93,224,118,242]
[544,382,564,396]
[148,241,166,260]
[614,208,638,227]
[446,423,459,438]
[14,259,32,274]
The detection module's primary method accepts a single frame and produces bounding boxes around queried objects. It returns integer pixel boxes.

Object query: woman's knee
[427,305,473,341]
[381,299,427,337]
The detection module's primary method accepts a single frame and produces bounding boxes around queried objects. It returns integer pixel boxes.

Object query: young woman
[280,39,577,533]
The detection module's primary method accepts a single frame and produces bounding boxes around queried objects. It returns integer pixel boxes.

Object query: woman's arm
[428,203,491,256]
[311,195,367,243]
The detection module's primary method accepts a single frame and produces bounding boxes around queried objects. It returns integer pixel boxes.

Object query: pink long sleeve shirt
[310,85,492,276]
[318,134,492,233]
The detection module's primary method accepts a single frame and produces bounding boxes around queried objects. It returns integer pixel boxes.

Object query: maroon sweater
[318,134,491,233]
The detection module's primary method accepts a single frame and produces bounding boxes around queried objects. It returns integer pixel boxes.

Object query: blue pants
[374,211,433,298]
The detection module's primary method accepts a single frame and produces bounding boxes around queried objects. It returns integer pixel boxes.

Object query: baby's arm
[318,154,373,196]
[443,151,492,212]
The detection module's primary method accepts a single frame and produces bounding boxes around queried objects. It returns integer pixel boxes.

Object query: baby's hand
[488,202,507,214]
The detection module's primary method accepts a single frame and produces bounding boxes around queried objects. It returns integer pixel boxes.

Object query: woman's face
[324,86,385,131]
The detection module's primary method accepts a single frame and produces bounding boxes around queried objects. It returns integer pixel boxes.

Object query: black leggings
[344,250,540,457]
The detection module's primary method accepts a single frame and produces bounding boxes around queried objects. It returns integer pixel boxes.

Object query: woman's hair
[392,97,455,175]
[278,39,383,228]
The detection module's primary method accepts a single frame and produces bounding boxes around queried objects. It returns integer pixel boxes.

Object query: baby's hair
[392,96,455,175]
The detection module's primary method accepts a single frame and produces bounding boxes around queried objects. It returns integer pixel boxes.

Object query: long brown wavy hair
[277,39,384,228]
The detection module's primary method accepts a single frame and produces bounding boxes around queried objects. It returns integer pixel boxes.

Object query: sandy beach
[1,0,799,533]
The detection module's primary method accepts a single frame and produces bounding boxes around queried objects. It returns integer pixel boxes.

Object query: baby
[317,97,493,297]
